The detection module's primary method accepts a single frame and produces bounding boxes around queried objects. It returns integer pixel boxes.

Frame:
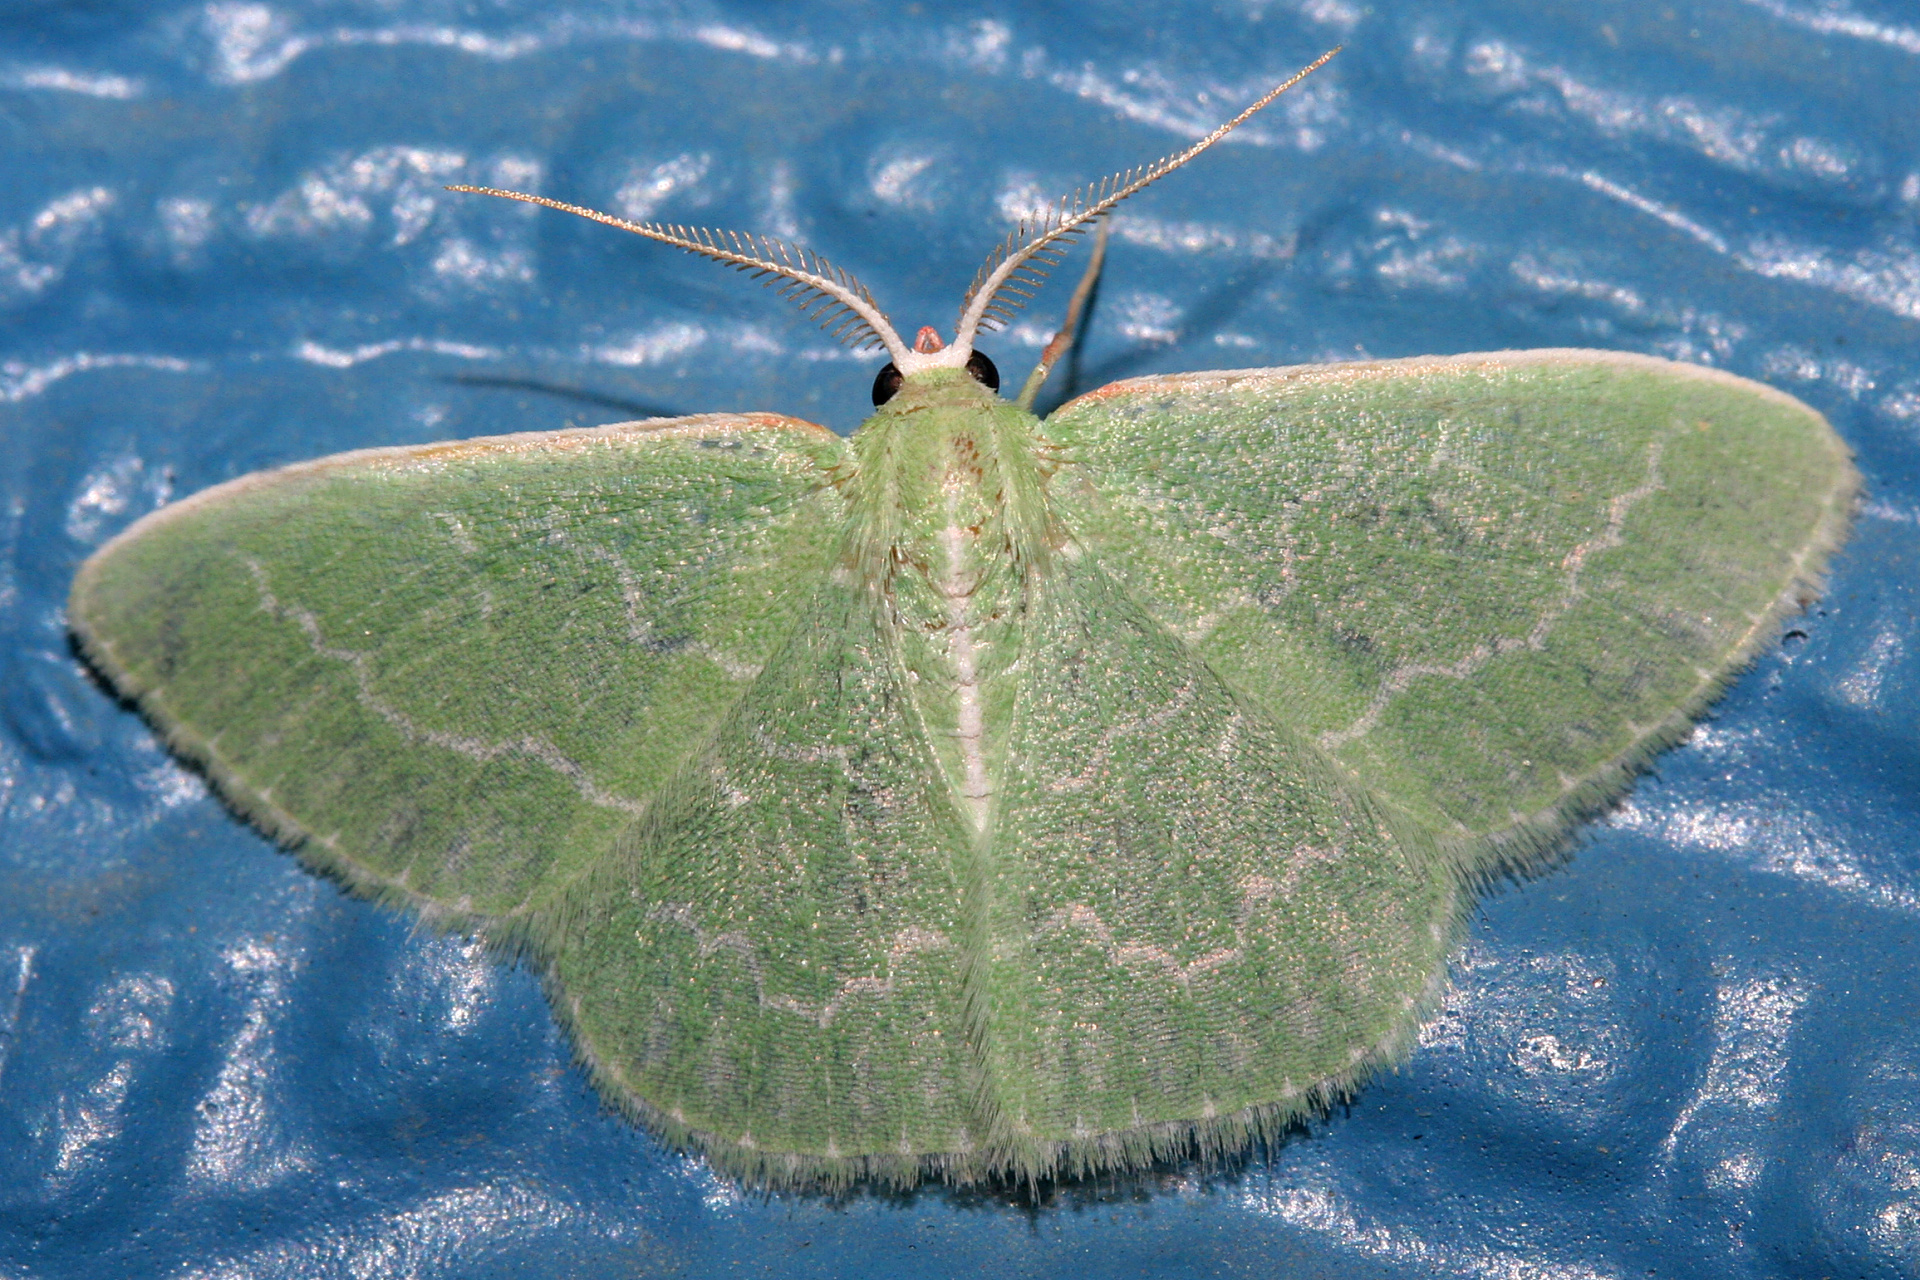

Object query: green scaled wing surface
[978,551,1452,1175]
[1045,350,1858,866]
[550,573,984,1186]
[70,415,848,923]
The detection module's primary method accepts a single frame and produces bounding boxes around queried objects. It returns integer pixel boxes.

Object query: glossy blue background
[4,1,1919,1276]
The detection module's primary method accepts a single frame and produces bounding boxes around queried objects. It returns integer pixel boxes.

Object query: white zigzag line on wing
[1033,862,1337,990]
[1317,438,1666,751]
[243,559,647,816]
[1048,680,1198,792]
[575,543,762,680]
[645,903,949,1028]
[422,515,761,681]
[1038,904,1244,988]
[749,725,852,766]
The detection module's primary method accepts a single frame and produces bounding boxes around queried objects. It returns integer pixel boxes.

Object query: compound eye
[872,351,999,406]
[966,350,1000,392]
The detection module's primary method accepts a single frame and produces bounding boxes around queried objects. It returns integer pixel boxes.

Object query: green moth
[68,51,1856,1190]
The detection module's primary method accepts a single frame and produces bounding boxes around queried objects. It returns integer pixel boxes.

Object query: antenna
[446,48,1340,384]
[949,48,1340,361]
[442,187,914,368]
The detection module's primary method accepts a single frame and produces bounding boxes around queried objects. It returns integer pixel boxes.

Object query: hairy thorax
[839,370,1059,833]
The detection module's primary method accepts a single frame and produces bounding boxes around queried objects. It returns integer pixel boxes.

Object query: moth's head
[870,326,1000,407]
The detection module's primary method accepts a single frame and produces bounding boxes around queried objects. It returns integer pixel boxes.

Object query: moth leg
[1014,217,1110,410]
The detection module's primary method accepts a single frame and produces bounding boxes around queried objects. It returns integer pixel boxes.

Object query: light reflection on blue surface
[4,1,1920,1276]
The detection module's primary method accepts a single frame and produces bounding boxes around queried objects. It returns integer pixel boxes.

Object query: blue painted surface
[3,1,1918,1275]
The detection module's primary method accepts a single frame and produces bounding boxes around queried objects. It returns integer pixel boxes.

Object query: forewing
[70,414,846,920]
[981,553,1453,1172]
[1045,351,1856,857]
[550,576,979,1184]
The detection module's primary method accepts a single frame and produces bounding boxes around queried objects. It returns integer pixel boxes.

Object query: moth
[68,51,1856,1189]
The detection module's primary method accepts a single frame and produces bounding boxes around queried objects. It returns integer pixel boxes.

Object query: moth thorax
[881,433,1036,832]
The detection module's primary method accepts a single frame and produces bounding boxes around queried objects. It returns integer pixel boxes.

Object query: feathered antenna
[443,186,914,368]
[950,47,1340,358]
